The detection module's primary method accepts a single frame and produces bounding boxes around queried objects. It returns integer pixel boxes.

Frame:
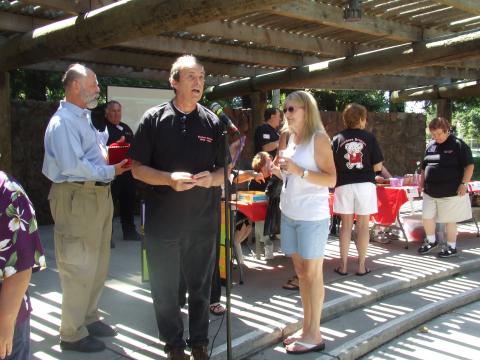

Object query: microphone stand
[221,125,233,360]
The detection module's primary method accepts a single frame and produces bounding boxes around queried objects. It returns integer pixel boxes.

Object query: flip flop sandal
[334,267,348,276]
[209,303,226,315]
[282,279,299,290]
[285,340,326,354]
[356,268,371,276]
[282,335,300,346]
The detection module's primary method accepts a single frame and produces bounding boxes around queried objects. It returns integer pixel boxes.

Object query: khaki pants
[48,182,113,342]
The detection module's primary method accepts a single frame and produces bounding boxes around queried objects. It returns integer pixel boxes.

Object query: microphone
[210,102,240,135]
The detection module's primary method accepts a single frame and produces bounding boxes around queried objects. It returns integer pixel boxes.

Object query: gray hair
[62,63,90,89]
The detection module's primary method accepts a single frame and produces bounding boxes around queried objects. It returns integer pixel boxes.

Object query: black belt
[73,181,110,187]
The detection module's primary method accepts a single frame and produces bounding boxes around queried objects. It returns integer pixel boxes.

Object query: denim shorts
[280,213,329,259]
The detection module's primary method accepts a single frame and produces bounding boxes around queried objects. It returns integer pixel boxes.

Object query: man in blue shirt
[42,64,130,353]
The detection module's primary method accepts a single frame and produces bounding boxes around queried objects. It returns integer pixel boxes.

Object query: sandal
[285,340,326,354]
[334,267,348,276]
[282,276,299,290]
[209,303,226,316]
[356,268,371,276]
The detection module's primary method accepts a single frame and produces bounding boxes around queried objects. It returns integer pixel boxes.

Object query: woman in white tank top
[275,91,336,354]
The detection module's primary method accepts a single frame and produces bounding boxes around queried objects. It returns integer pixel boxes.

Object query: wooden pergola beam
[284,75,450,91]
[389,66,480,80]
[69,49,272,78]
[270,0,444,42]
[0,11,51,32]
[21,0,92,15]
[120,35,325,68]
[25,60,232,86]
[185,21,375,57]
[0,0,290,71]
[205,31,480,99]
[434,1,480,15]
[391,80,480,102]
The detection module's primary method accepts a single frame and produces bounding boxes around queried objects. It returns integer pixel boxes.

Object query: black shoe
[123,231,142,241]
[87,320,118,337]
[418,239,438,255]
[438,245,457,258]
[60,336,105,353]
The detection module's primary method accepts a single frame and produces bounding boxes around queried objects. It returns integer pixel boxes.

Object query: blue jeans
[6,318,30,360]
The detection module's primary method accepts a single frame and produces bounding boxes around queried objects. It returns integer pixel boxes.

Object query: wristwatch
[302,169,309,179]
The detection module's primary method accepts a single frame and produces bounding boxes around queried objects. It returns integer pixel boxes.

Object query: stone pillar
[436,99,452,121]
[0,72,11,173]
[249,91,267,154]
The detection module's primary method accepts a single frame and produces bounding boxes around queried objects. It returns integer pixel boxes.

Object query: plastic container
[238,191,267,203]
[389,177,404,187]
[402,214,425,242]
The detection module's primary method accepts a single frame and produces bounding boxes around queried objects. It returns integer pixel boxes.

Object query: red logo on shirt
[198,135,213,143]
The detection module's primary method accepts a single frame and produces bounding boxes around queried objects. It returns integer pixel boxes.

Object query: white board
[107,86,174,133]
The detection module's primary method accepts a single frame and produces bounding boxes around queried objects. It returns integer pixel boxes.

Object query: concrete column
[0,71,11,173]
[436,99,452,121]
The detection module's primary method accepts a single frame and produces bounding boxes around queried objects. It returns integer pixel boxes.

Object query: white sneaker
[264,244,274,260]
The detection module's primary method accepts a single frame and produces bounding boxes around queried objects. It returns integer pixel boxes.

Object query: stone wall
[10,101,425,225]
[320,111,426,176]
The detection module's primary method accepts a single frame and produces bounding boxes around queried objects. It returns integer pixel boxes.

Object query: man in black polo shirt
[129,55,227,360]
[254,107,281,158]
[103,100,141,243]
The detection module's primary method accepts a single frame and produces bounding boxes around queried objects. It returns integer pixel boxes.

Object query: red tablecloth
[235,201,268,222]
[237,186,409,226]
[328,186,409,226]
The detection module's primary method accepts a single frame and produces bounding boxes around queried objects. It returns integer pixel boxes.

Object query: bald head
[62,63,100,109]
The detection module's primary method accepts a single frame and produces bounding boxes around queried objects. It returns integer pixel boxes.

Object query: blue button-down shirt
[42,101,115,183]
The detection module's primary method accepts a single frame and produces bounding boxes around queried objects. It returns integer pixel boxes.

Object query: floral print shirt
[0,171,45,326]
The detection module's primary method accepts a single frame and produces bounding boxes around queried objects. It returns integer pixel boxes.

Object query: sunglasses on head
[283,106,303,114]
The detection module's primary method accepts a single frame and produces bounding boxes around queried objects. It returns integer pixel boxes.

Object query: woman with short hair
[418,117,474,257]
[332,103,384,276]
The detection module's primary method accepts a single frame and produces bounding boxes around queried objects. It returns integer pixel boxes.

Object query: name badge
[116,125,124,131]
[263,134,270,140]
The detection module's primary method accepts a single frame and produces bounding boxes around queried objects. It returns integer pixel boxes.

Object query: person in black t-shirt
[418,117,474,258]
[254,107,282,158]
[332,103,384,276]
[103,100,141,243]
[129,55,227,360]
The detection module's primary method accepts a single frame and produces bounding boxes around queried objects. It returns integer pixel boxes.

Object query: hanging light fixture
[343,0,362,22]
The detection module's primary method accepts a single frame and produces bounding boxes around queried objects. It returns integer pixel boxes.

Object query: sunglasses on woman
[283,106,303,114]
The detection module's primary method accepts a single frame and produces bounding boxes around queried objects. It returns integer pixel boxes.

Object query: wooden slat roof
[0,0,479,91]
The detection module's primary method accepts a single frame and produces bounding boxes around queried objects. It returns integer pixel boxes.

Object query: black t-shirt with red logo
[129,101,227,236]
[422,134,473,198]
[332,128,384,187]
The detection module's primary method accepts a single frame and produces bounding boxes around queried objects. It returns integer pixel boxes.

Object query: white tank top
[279,132,330,221]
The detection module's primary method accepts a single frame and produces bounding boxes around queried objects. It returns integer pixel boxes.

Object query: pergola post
[249,91,267,152]
[436,99,452,121]
[0,71,12,173]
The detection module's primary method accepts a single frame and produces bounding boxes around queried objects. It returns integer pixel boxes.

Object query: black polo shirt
[254,123,279,158]
[129,101,227,236]
[422,134,473,198]
[332,128,384,187]
[105,121,135,145]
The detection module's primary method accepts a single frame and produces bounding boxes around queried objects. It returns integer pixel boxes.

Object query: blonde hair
[252,151,271,172]
[342,103,367,129]
[281,90,324,143]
